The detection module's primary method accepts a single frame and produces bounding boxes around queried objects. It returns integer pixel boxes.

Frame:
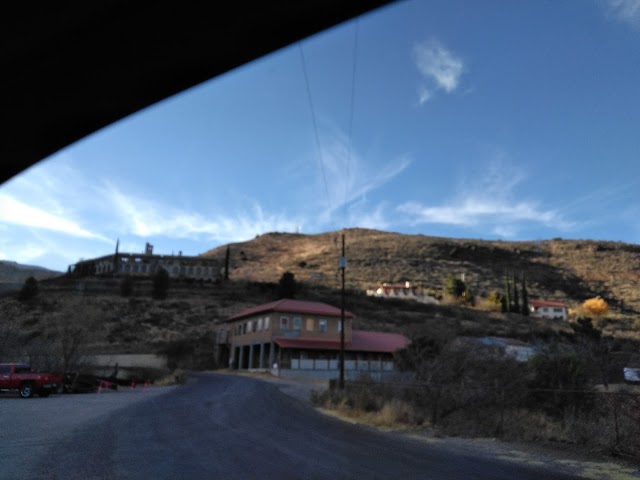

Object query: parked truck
[0,363,63,398]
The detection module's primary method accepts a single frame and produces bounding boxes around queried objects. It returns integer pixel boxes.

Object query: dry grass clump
[311,386,421,429]
[154,369,187,386]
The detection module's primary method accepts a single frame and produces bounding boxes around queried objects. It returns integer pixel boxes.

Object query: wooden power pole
[339,232,346,389]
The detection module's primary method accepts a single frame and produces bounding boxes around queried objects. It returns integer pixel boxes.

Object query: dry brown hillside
[202,228,640,317]
[2,229,639,364]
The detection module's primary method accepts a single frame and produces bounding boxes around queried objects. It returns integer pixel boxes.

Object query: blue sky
[2,0,640,271]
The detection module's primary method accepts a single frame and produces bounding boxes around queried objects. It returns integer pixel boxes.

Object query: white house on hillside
[529,300,568,320]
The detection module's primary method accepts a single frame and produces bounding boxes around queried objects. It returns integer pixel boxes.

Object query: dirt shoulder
[220,371,640,480]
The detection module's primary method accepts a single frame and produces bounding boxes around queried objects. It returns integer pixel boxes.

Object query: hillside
[202,228,640,317]
[1,228,639,366]
[0,277,583,367]
[0,260,62,293]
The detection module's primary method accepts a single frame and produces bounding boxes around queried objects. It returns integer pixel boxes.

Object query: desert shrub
[152,268,170,299]
[527,350,594,414]
[19,276,39,301]
[478,291,503,312]
[277,271,297,298]
[120,275,133,297]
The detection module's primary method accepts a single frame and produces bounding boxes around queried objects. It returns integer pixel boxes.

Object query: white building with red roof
[214,299,409,379]
[529,299,568,320]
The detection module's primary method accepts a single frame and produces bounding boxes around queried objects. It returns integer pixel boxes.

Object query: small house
[529,300,568,320]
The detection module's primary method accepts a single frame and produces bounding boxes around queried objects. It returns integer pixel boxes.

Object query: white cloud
[397,158,574,236]
[606,0,640,27]
[103,184,301,243]
[345,201,390,231]
[314,128,412,224]
[0,192,110,241]
[418,86,432,106]
[413,40,464,102]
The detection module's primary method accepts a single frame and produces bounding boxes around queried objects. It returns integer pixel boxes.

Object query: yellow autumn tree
[582,297,609,318]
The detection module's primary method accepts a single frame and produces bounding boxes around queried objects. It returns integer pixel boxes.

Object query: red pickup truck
[0,363,63,398]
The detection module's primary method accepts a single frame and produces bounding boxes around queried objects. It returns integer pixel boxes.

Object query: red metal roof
[273,330,408,353]
[529,300,567,308]
[227,299,354,322]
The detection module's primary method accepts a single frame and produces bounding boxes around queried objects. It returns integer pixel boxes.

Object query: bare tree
[51,300,104,375]
[0,305,22,362]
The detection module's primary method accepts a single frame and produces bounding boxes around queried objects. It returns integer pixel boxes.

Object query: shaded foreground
[28,374,588,479]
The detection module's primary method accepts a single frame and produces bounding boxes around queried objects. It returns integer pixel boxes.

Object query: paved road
[3,373,585,479]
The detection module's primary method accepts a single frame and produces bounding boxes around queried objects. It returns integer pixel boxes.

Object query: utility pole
[339,232,346,389]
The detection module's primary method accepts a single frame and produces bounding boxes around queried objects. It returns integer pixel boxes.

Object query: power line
[344,19,359,210]
[299,43,331,212]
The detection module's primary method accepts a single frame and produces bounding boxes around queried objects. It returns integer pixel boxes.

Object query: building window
[172,266,178,274]
[196,267,201,275]
[293,317,301,330]
[318,319,327,333]
[257,318,263,331]
[280,316,289,330]
[242,323,247,335]
[553,307,563,313]
[247,321,253,333]
[337,319,343,332]
[305,318,314,331]
[264,316,270,330]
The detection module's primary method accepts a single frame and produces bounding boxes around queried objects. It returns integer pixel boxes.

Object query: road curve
[34,373,582,480]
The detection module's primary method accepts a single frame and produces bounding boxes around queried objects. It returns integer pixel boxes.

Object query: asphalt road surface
[4,373,588,479]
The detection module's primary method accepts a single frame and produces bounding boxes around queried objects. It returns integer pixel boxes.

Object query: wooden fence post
[612,393,620,447]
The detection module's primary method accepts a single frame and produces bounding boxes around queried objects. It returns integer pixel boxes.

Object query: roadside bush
[528,350,594,415]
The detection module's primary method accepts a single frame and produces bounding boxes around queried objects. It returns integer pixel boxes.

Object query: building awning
[273,330,408,353]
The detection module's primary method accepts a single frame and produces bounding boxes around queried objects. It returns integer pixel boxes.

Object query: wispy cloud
[313,127,412,225]
[102,183,301,243]
[0,242,46,264]
[0,192,110,241]
[413,39,464,105]
[397,158,574,237]
[0,157,306,268]
[344,200,391,231]
[418,86,432,106]
[605,0,640,27]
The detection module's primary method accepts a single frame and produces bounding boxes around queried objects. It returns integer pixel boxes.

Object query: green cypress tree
[512,273,520,313]
[504,274,511,313]
[224,245,230,280]
[521,273,529,316]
